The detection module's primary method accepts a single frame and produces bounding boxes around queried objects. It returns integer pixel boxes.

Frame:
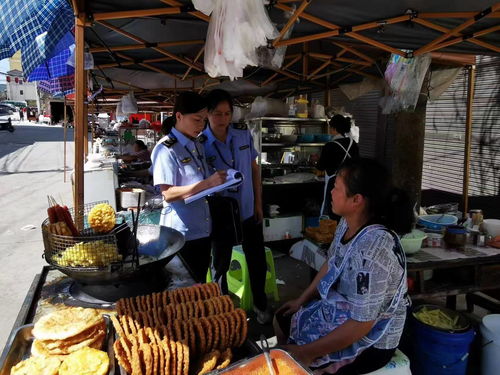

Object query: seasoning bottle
[296,95,309,118]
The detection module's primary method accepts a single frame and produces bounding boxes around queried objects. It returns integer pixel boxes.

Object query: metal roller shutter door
[422,56,500,197]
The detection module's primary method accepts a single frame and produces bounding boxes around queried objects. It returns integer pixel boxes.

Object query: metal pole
[63,97,67,182]
[462,65,476,219]
[74,14,86,219]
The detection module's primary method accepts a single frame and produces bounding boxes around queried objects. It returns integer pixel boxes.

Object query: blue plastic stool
[225,245,279,311]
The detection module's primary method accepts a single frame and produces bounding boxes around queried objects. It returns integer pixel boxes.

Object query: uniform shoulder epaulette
[232,122,248,130]
[162,135,177,148]
[197,134,208,143]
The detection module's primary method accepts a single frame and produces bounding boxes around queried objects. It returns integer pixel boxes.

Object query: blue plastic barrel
[411,315,475,375]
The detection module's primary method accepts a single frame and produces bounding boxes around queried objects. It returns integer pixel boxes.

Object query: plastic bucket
[480,314,500,375]
[411,312,475,375]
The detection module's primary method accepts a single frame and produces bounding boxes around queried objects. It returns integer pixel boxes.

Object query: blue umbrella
[28,31,74,81]
[0,0,74,76]
[38,74,75,97]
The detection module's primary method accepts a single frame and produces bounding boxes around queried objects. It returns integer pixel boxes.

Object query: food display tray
[213,348,312,374]
[116,338,261,375]
[0,315,116,375]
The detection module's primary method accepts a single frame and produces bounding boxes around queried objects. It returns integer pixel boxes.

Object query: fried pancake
[215,348,232,370]
[114,338,132,374]
[59,347,109,375]
[10,355,60,375]
[42,321,105,350]
[141,344,153,375]
[42,329,106,355]
[176,341,183,375]
[196,350,220,375]
[33,308,104,341]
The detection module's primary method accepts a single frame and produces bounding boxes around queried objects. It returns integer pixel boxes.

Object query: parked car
[0,105,15,132]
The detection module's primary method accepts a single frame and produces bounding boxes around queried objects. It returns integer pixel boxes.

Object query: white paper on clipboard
[184,169,243,204]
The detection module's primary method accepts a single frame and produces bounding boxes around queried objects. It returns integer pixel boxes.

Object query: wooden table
[290,239,500,310]
[407,246,500,309]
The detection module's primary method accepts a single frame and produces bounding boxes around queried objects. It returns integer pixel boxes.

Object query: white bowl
[482,219,500,237]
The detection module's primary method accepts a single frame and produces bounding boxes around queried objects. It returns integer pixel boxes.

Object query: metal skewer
[260,334,276,375]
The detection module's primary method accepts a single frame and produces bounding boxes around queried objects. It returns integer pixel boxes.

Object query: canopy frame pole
[418,11,500,19]
[92,7,192,21]
[330,41,375,64]
[97,21,203,72]
[307,59,331,80]
[261,55,302,86]
[89,39,204,53]
[412,18,500,53]
[414,3,500,56]
[159,0,209,22]
[182,46,205,80]
[427,25,500,54]
[462,64,476,219]
[302,42,309,78]
[274,3,407,56]
[74,13,86,220]
[273,0,312,46]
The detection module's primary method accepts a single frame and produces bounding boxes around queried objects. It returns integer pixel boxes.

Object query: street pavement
[0,121,74,349]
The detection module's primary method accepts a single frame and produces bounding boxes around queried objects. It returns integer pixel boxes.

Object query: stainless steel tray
[212,348,313,374]
[0,315,116,375]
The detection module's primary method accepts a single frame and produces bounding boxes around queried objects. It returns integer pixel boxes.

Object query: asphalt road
[0,122,74,349]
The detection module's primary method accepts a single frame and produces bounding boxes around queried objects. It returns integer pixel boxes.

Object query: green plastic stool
[226,245,279,311]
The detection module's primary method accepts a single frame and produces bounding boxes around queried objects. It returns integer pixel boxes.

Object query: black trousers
[178,237,212,283]
[212,216,268,310]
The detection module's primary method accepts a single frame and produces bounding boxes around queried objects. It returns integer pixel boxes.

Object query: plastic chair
[225,245,279,311]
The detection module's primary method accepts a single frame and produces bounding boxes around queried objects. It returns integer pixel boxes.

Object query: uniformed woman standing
[151,92,227,282]
[317,115,359,220]
[203,89,271,324]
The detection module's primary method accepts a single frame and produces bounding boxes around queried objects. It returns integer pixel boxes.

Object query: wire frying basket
[42,201,133,272]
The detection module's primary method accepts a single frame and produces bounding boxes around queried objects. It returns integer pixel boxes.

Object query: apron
[289,224,407,368]
[320,137,354,217]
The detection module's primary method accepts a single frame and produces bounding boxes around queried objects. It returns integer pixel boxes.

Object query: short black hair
[161,116,175,135]
[173,92,207,115]
[134,140,148,150]
[206,89,233,113]
[338,158,413,234]
[329,114,351,135]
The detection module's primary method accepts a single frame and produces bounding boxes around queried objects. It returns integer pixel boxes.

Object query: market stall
[1,0,500,374]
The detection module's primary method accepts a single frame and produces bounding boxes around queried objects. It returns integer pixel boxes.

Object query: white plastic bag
[120,92,138,114]
[198,0,278,80]
[247,96,288,118]
[67,44,95,70]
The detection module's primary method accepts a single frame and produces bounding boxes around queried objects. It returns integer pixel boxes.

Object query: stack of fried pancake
[112,283,248,375]
[10,307,110,375]
[31,307,106,359]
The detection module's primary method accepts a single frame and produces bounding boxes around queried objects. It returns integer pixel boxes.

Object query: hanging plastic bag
[67,44,95,70]
[197,0,278,80]
[120,92,138,114]
[380,51,431,114]
[257,5,297,70]
[349,123,360,143]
